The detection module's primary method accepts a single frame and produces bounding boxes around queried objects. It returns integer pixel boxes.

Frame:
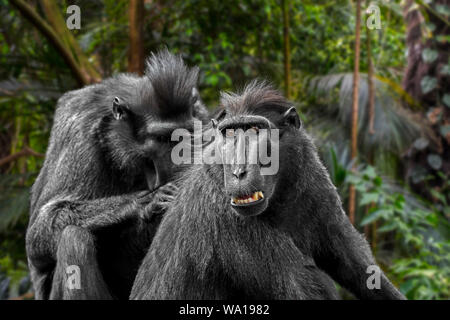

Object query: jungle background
[0,0,449,300]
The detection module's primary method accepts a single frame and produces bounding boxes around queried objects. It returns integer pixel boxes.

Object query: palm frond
[307,72,430,156]
[0,174,30,232]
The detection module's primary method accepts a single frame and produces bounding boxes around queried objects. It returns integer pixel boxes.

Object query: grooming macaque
[27,50,208,299]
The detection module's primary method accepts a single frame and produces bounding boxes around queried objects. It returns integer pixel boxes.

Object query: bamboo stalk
[128,0,145,75]
[348,0,362,225]
[282,0,291,99]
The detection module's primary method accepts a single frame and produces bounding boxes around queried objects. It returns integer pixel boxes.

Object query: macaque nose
[232,166,246,180]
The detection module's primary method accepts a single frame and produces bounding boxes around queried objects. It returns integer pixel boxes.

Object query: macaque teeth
[232,191,265,205]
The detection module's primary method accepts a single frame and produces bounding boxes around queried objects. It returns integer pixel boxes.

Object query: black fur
[26,50,207,300]
[145,49,199,117]
[130,81,405,300]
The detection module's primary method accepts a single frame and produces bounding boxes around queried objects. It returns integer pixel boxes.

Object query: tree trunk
[128,0,145,75]
[282,0,291,99]
[348,0,362,225]
[366,0,377,246]
[366,17,375,135]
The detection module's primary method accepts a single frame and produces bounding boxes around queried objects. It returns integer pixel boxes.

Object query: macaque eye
[225,129,234,137]
[249,126,259,134]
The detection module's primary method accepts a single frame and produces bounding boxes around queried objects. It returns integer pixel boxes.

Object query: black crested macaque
[130,81,405,300]
[27,50,208,300]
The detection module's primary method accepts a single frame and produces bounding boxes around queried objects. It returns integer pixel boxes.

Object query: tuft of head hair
[220,80,292,116]
[145,49,199,118]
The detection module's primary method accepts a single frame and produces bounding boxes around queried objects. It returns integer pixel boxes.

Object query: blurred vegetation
[0,0,448,299]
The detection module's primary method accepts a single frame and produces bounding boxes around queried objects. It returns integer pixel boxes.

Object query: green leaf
[420,76,437,94]
[439,125,450,137]
[436,35,450,43]
[425,22,436,32]
[346,175,361,185]
[378,221,397,233]
[394,194,405,209]
[436,4,450,17]
[422,48,438,63]
[400,279,417,295]
[205,74,219,86]
[359,192,379,206]
[413,137,429,150]
[430,189,446,205]
[440,64,450,76]
[443,94,450,108]
[363,166,377,179]
[360,209,388,226]
[374,176,382,187]
[427,154,442,170]
[0,186,29,231]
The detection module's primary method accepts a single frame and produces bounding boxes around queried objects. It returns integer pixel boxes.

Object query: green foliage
[346,166,450,300]
[0,256,27,286]
[420,76,437,94]
[0,176,29,232]
[306,71,423,177]
[0,255,28,298]
[421,48,439,63]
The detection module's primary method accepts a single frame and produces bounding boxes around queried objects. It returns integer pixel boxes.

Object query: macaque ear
[112,97,129,120]
[211,108,227,130]
[210,108,227,130]
[282,107,301,129]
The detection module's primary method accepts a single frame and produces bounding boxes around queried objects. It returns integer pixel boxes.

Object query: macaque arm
[311,186,405,300]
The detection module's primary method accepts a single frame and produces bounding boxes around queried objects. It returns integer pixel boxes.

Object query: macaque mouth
[231,191,264,207]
